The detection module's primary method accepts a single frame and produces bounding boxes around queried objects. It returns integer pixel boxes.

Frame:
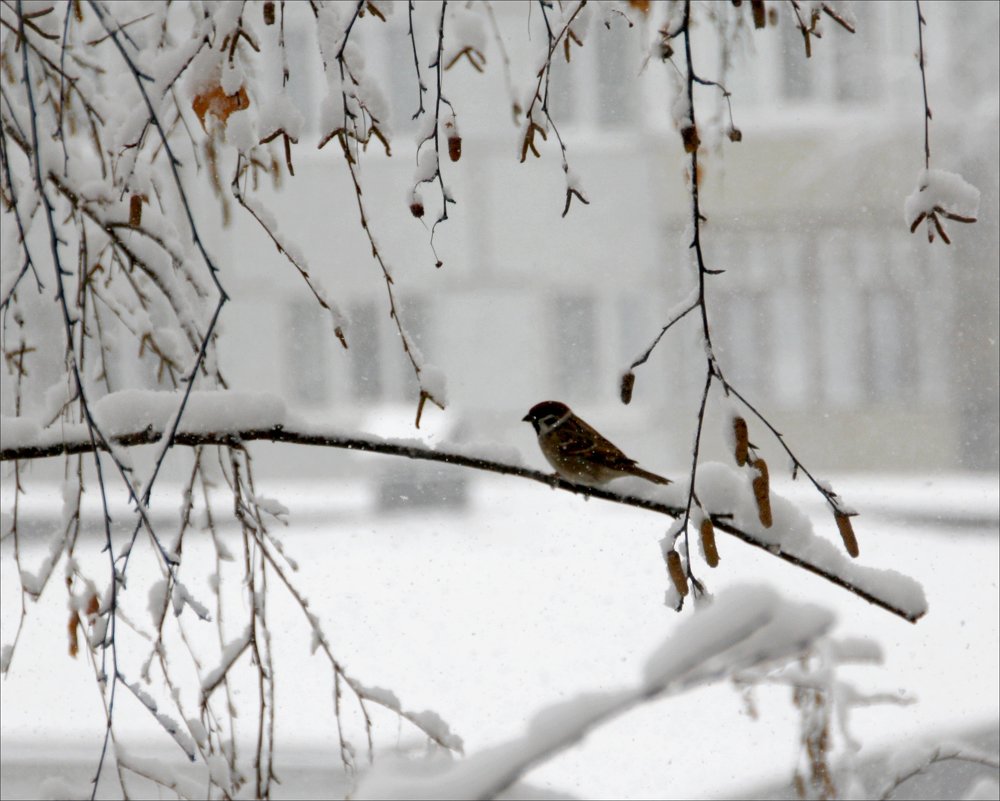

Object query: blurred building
[209,0,998,478]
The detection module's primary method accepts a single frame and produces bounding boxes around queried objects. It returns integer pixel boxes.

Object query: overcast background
[1,1,998,798]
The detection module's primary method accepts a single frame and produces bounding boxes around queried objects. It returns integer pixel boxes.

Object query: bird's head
[522,400,571,434]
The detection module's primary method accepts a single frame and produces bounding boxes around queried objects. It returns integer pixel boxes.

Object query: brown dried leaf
[751,0,766,28]
[263,1,275,25]
[192,84,250,132]
[448,135,462,162]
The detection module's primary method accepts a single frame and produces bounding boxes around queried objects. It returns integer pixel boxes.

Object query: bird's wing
[555,416,637,468]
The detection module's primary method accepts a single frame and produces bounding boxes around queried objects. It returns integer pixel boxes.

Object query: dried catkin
[733,416,749,466]
[620,371,636,405]
[667,550,689,597]
[752,458,773,528]
[835,512,859,558]
[129,194,142,228]
[700,518,720,567]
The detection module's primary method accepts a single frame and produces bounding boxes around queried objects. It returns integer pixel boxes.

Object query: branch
[355,586,835,800]
[0,421,926,624]
[914,0,930,171]
[519,1,590,215]
[230,156,348,348]
[877,747,1000,800]
[407,2,428,119]
[319,1,444,423]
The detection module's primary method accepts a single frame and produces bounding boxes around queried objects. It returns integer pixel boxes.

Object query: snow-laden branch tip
[353,585,834,800]
[201,624,253,696]
[355,684,464,753]
[905,168,980,244]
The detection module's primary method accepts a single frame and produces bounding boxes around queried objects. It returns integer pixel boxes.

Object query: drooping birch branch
[1,418,927,624]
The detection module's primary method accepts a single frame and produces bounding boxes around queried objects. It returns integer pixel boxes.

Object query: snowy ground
[1,472,997,799]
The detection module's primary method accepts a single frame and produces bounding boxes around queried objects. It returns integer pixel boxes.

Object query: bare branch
[0,422,925,624]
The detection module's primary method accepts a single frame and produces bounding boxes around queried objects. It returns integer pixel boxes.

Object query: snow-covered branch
[353,585,835,799]
[905,1,979,244]
[1,392,927,624]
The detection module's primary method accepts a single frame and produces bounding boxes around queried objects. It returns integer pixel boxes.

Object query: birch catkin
[733,416,749,466]
[700,518,720,567]
[620,371,636,405]
[129,194,142,228]
[752,458,773,528]
[835,512,859,558]
[666,550,689,597]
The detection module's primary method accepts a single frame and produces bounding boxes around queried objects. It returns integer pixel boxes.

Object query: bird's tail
[630,466,671,485]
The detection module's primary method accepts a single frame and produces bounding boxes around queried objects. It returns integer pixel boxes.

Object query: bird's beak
[521,413,531,422]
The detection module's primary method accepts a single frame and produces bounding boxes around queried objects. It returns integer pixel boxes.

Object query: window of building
[349,300,382,401]
[779,18,816,101]
[548,41,580,127]
[383,8,421,137]
[721,291,766,400]
[537,10,642,132]
[282,21,319,136]
[284,298,330,405]
[773,3,887,108]
[710,227,949,410]
[832,3,883,104]
[595,18,638,128]
[552,294,598,398]
[866,289,912,403]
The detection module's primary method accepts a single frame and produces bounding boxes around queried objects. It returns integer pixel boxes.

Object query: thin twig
[914,0,930,170]
[878,748,1000,800]
[628,299,699,371]
[407,1,427,119]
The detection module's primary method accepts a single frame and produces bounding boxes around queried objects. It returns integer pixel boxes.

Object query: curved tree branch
[0,423,926,624]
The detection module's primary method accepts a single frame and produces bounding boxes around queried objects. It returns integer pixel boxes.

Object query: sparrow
[522,400,671,486]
